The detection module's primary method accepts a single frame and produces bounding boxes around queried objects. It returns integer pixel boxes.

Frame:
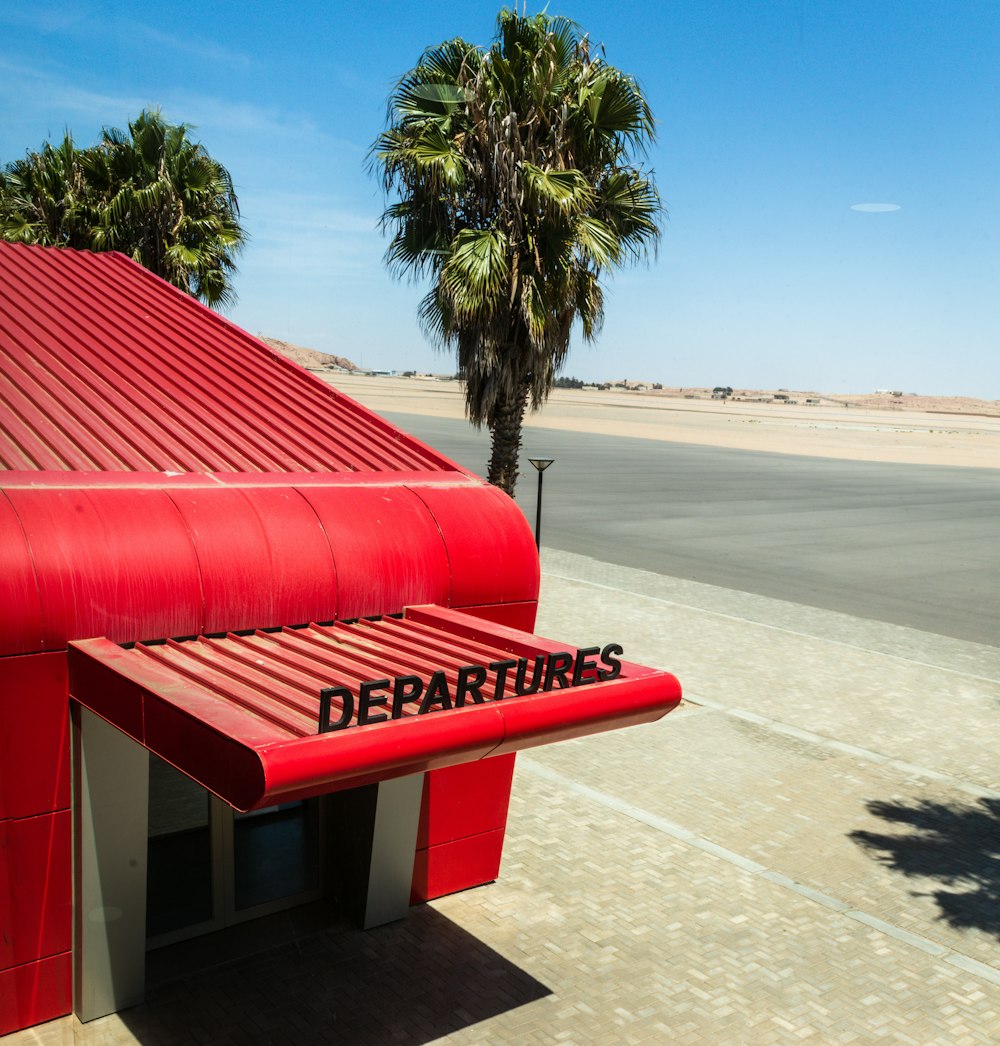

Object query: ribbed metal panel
[130,614,546,739]
[67,605,682,809]
[0,242,455,473]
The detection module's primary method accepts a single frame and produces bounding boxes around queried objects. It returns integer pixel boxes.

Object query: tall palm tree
[0,110,246,308]
[89,109,246,307]
[373,9,661,495]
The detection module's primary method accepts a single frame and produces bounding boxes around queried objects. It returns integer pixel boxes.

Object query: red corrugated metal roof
[68,604,682,810]
[0,241,457,473]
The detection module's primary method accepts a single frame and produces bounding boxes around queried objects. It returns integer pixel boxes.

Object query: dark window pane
[234,800,321,911]
[146,756,213,938]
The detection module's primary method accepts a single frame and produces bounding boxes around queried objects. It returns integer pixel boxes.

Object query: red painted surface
[165,486,339,634]
[414,588,531,896]
[0,811,72,972]
[451,600,538,632]
[410,601,534,895]
[0,473,525,656]
[4,486,204,649]
[0,654,69,821]
[0,952,72,1037]
[411,827,507,904]
[0,493,44,658]
[412,484,541,608]
[67,608,681,811]
[0,242,458,475]
[299,485,451,618]
[416,755,516,848]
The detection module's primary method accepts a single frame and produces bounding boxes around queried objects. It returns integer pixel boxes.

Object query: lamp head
[528,457,554,472]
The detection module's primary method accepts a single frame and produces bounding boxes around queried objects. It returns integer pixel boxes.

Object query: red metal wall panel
[416,755,516,850]
[166,486,338,634]
[0,654,69,821]
[411,827,507,904]
[300,486,451,619]
[0,493,43,657]
[0,952,72,1037]
[412,596,530,898]
[0,811,72,972]
[5,487,203,648]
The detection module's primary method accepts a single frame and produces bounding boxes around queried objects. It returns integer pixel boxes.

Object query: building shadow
[119,901,551,1045]
[850,795,1000,938]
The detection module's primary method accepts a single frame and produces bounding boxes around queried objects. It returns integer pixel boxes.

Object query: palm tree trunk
[486,383,529,497]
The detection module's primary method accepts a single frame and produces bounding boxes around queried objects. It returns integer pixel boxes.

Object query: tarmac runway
[386,412,1000,648]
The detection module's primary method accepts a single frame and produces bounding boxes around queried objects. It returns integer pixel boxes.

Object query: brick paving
[7,550,1000,1044]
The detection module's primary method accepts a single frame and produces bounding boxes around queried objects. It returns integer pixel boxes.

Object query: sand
[315,373,1000,470]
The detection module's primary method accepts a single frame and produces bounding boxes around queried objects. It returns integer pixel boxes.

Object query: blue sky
[2,1,999,397]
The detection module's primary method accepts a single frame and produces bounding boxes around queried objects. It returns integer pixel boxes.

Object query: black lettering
[597,643,624,681]
[358,679,390,725]
[319,685,354,732]
[514,655,545,695]
[391,675,423,719]
[419,670,453,713]
[543,651,574,690]
[455,665,487,706]
[488,658,518,699]
[572,647,601,686]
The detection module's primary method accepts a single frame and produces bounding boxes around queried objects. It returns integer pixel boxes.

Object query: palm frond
[521,163,594,212]
[371,8,663,493]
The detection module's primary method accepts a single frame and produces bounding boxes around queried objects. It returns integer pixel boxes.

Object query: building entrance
[146,755,323,948]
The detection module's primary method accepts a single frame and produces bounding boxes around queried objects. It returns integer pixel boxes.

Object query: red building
[0,241,681,1035]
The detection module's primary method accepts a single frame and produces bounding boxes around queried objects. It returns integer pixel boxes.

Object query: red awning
[67,605,681,810]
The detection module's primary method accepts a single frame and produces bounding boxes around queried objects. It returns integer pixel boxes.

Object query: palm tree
[372,9,661,495]
[0,133,98,249]
[88,109,246,307]
[0,110,246,308]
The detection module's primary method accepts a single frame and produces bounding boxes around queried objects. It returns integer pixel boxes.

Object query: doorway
[146,754,324,948]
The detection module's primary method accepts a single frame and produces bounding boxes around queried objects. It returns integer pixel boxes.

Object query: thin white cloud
[0,58,362,156]
[157,92,325,141]
[224,187,389,293]
[0,4,90,34]
[0,5,254,71]
[242,191,378,235]
[851,203,901,213]
[242,199,383,282]
[125,24,253,72]
[0,57,148,121]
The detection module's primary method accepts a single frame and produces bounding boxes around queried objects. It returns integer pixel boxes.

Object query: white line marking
[519,757,1000,987]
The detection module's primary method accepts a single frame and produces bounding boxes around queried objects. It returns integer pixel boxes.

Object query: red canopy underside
[68,605,681,810]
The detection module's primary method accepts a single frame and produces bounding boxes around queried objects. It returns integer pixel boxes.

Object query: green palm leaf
[0,108,246,307]
[373,8,662,495]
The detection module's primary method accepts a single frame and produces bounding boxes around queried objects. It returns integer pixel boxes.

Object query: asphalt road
[386,411,1000,648]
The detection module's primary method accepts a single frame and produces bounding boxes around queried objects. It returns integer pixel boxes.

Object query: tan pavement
[8,550,1000,1044]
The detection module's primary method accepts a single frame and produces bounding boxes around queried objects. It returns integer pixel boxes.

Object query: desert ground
[315,372,1000,470]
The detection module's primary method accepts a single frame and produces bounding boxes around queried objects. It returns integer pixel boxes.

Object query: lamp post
[527,457,554,550]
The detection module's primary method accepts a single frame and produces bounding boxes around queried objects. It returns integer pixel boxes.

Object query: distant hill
[259,336,359,372]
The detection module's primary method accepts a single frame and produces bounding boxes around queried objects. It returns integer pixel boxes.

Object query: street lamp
[527,457,554,550]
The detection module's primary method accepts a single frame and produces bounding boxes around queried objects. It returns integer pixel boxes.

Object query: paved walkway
[9,550,1000,1044]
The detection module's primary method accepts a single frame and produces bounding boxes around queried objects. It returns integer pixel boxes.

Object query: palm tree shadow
[850,796,1000,938]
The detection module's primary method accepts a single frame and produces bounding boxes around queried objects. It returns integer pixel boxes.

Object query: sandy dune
[317,373,1000,470]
